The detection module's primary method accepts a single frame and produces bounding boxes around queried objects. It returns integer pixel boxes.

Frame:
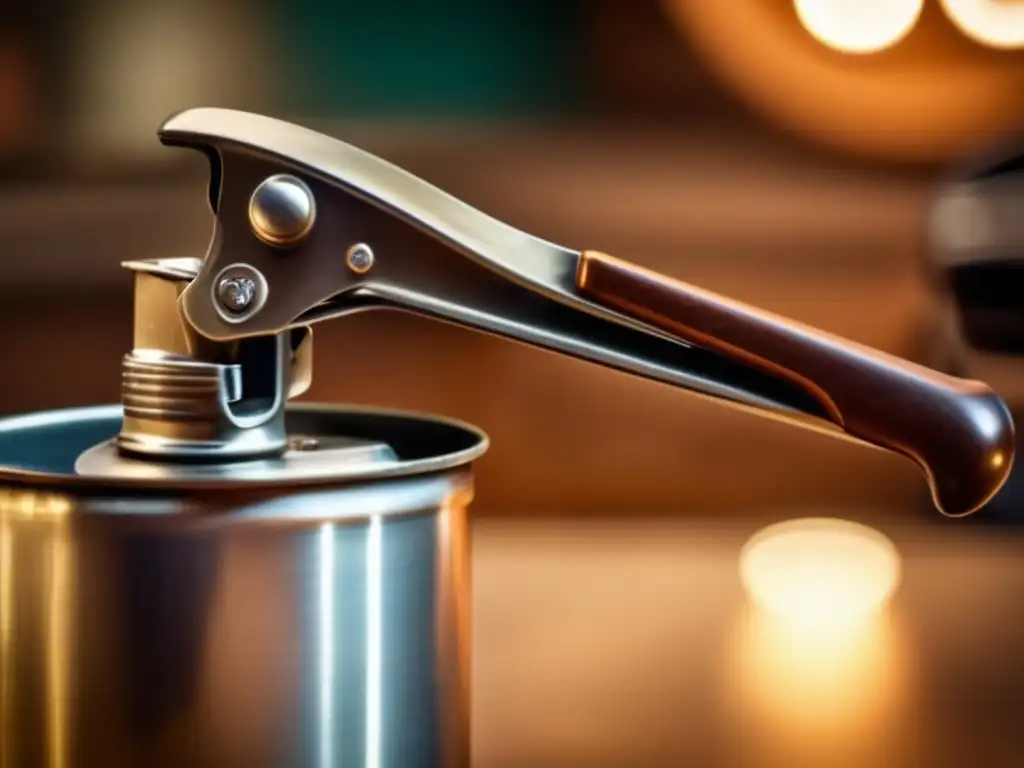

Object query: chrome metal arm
[122,107,1016,517]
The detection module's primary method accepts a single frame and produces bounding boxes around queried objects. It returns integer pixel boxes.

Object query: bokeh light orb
[739,517,902,633]
[794,0,925,54]
[940,0,1024,50]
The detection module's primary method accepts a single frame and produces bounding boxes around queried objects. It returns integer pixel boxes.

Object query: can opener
[76,107,1015,518]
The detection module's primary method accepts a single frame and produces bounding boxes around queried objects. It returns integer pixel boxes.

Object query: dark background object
[928,133,1024,520]
[935,133,1024,354]
[270,0,589,119]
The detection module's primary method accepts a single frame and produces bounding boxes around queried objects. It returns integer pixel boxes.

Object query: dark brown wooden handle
[577,250,1015,517]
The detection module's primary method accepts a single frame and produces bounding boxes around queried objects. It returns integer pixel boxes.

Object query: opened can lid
[0,403,488,491]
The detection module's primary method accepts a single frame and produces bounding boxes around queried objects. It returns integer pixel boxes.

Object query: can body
[0,405,483,768]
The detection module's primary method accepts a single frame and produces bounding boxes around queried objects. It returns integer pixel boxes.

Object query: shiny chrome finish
[217,273,257,313]
[347,243,375,275]
[76,404,488,486]
[115,260,293,461]
[211,263,270,324]
[248,173,317,248]
[163,109,795,420]
[151,107,1014,517]
[0,405,484,768]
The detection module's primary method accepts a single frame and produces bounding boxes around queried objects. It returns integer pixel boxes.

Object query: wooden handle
[577,251,1015,517]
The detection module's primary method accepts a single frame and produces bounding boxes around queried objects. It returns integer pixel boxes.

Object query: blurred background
[0,0,1021,518]
[2,3,1024,766]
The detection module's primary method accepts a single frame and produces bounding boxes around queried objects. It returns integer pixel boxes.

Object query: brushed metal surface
[0,404,481,768]
[0,480,473,768]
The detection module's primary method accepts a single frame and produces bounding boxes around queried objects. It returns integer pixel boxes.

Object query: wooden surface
[470,515,1024,766]
[0,128,951,514]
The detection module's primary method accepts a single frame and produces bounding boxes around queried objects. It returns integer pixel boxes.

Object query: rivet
[249,174,316,247]
[346,243,375,274]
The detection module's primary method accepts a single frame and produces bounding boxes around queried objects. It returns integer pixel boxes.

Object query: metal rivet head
[249,174,316,247]
[346,243,374,274]
[217,275,257,313]
[211,264,268,324]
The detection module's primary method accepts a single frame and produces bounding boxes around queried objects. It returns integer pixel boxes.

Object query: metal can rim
[0,402,490,492]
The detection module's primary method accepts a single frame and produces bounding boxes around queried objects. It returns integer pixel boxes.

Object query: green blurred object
[275,0,587,118]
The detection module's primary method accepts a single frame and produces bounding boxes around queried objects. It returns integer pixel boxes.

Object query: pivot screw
[217,276,257,313]
[211,264,268,323]
[346,243,374,274]
[249,174,317,247]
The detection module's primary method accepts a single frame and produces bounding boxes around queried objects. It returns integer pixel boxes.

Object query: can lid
[0,403,488,491]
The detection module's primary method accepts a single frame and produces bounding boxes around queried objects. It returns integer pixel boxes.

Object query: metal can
[0,404,486,768]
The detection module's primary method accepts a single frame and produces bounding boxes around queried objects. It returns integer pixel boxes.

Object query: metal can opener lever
[101,107,1015,518]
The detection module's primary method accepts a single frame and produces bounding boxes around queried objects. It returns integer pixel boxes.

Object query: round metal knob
[248,174,316,247]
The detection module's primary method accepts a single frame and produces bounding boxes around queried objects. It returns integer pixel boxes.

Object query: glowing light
[941,0,1024,49]
[729,605,905,742]
[794,0,924,53]
[739,518,901,635]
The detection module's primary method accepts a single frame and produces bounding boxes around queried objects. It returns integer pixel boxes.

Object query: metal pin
[346,244,374,274]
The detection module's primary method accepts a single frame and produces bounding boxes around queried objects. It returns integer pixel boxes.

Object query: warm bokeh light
[665,0,1024,164]
[940,0,1024,49]
[733,518,906,758]
[794,0,924,53]
[739,517,902,634]
[728,604,907,758]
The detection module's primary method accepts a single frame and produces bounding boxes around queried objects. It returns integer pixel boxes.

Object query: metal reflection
[46,514,71,768]
[1,481,471,766]
[318,523,335,768]
[0,489,73,768]
[315,514,385,768]
[0,498,11,768]
[365,515,383,768]
[434,490,472,768]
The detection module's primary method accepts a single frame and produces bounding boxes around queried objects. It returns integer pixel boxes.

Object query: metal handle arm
[154,107,1014,516]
